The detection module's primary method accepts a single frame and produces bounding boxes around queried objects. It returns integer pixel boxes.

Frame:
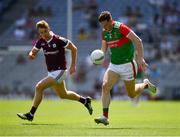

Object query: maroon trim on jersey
[131,61,136,79]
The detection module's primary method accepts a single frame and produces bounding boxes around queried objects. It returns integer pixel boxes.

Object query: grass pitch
[0,100,179,136]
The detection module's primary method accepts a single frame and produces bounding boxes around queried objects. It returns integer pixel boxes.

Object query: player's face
[100,20,113,31]
[38,28,51,40]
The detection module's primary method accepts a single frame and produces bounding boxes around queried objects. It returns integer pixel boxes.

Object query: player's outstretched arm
[28,48,39,60]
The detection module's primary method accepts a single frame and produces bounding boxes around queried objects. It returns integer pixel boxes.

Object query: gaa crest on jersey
[114,32,118,38]
[109,34,112,39]
[53,44,57,48]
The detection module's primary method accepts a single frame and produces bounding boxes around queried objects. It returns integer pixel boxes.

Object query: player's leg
[123,60,147,98]
[124,79,147,98]
[124,60,156,99]
[52,81,93,115]
[17,76,56,121]
[124,79,156,103]
[95,69,120,125]
[32,76,56,107]
[52,81,80,100]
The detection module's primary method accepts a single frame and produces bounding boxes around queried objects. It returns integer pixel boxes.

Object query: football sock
[79,96,86,104]
[30,106,37,115]
[103,108,109,118]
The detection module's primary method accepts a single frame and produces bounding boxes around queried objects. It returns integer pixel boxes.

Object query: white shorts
[48,70,67,83]
[108,60,138,81]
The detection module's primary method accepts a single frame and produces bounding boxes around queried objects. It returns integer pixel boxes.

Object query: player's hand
[69,65,76,75]
[136,58,148,71]
[28,52,36,60]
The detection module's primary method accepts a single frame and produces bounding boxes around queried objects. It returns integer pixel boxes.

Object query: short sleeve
[58,36,69,47]
[119,24,131,36]
[33,40,41,50]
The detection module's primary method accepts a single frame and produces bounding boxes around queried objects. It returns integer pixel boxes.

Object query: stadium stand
[0,0,180,100]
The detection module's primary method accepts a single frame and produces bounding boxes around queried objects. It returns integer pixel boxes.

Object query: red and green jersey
[102,21,134,64]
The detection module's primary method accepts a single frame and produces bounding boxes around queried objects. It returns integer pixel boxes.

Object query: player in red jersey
[94,11,157,125]
[17,20,93,121]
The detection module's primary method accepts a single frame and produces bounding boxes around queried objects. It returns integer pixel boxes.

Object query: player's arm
[66,41,77,74]
[127,31,144,61]
[28,47,39,60]
[127,31,148,71]
[119,23,148,71]
[101,31,108,53]
[101,40,108,53]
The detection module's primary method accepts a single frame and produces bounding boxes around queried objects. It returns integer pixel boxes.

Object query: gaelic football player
[94,11,156,125]
[17,20,93,121]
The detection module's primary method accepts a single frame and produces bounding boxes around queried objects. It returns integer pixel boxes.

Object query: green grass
[0,100,180,136]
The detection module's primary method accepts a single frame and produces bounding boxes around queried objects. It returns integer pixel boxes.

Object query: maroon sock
[103,108,109,118]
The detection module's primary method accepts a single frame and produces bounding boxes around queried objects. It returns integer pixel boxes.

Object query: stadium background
[0,0,180,100]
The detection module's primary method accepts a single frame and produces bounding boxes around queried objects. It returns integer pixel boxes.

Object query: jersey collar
[46,35,53,43]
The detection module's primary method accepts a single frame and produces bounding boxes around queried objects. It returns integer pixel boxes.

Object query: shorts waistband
[48,69,66,72]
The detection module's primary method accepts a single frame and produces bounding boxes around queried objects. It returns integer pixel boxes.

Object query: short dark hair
[98,11,112,22]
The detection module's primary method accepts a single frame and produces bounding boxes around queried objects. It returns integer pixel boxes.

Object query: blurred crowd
[73,0,99,40]
[118,1,180,63]
[11,0,180,64]
[69,0,179,100]
[0,0,180,100]
[0,0,16,20]
[13,5,53,41]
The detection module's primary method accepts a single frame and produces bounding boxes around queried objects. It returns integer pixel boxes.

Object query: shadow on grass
[88,127,179,130]
[22,123,63,126]
[88,127,135,130]
[22,124,179,130]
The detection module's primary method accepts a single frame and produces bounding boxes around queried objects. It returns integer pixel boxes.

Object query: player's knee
[60,94,67,99]
[35,83,44,92]
[59,91,68,99]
